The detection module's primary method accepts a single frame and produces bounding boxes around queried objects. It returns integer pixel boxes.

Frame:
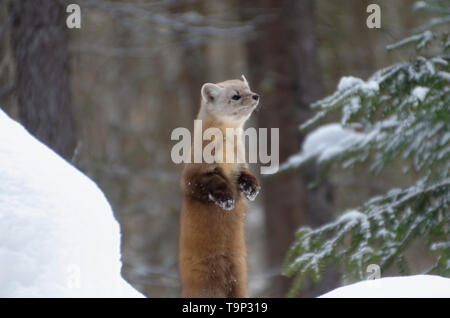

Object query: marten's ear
[241,74,249,86]
[201,83,222,103]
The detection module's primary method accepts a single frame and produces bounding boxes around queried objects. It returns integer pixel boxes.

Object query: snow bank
[0,109,143,297]
[320,275,450,298]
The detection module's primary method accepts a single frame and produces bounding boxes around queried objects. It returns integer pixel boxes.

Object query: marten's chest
[206,136,246,177]
[201,130,246,161]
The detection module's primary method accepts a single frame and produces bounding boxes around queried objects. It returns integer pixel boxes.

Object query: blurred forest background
[0,0,435,297]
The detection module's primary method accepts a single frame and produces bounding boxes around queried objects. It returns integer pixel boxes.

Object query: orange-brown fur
[179,77,260,297]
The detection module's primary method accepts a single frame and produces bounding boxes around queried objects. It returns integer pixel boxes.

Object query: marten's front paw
[191,170,235,211]
[208,189,235,211]
[238,172,260,201]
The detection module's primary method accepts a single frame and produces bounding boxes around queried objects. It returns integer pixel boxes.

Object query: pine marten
[179,75,260,298]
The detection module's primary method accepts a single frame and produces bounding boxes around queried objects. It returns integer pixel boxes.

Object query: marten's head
[200,75,260,125]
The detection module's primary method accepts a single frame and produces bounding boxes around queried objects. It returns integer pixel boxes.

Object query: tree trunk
[243,0,338,297]
[10,0,76,160]
[348,0,376,78]
[170,0,208,120]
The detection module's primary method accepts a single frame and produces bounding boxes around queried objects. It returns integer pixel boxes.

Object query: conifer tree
[281,0,449,296]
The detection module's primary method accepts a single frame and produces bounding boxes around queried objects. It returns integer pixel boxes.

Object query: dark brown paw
[188,168,236,210]
[208,189,235,211]
[238,172,260,201]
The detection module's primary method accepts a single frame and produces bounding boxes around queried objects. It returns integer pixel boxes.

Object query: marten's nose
[252,94,260,101]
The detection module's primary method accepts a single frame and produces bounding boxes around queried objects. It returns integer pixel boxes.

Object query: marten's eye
[232,94,241,100]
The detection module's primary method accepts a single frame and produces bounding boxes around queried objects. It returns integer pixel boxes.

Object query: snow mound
[320,275,450,298]
[0,109,144,297]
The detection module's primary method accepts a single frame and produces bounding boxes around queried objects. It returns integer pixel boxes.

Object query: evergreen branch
[413,15,450,32]
[386,30,434,51]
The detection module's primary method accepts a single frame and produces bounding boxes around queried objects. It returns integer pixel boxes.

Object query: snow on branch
[413,15,450,32]
[284,54,449,178]
[386,30,434,51]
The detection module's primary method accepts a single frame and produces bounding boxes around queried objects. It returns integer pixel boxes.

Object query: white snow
[411,86,429,101]
[413,1,427,10]
[337,76,379,94]
[280,115,401,172]
[338,76,362,91]
[437,71,450,82]
[337,210,370,236]
[342,96,361,124]
[320,275,450,298]
[0,109,144,298]
[278,123,364,171]
[302,123,363,163]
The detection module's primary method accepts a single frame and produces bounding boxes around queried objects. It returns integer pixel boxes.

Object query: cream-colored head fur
[199,76,260,125]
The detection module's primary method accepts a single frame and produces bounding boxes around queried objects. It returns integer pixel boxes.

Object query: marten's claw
[238,173,260,201]
[239,183,260,201]
[208,192,235,211]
